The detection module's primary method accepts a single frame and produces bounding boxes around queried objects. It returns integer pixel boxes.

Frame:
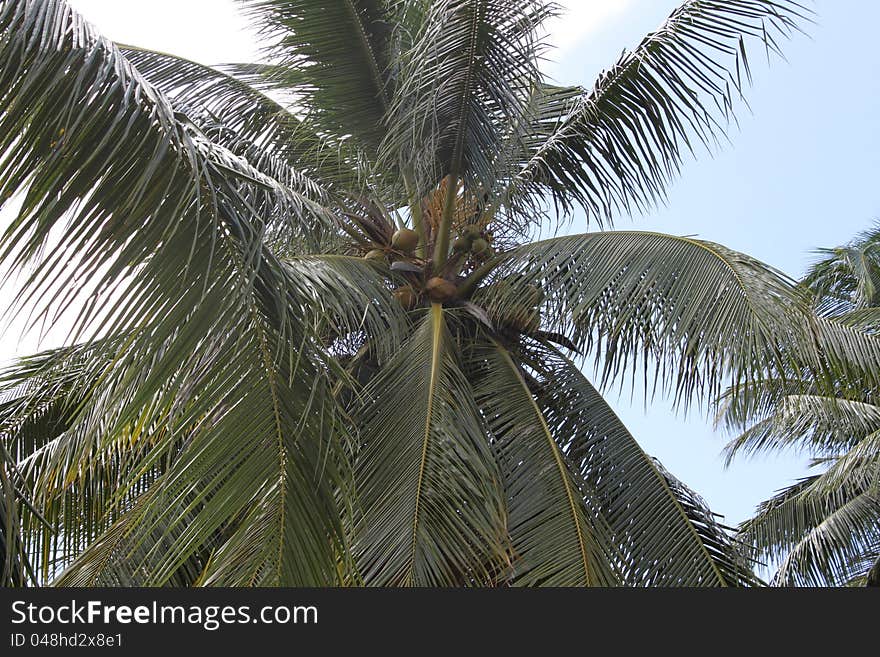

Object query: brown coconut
[426,277,458,303]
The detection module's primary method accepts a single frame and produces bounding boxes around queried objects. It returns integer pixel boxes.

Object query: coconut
[452,236,471,253]
[463,225,483,240]
[426,277,458,303]
[393,285,419,309]
[364,248,386,261]
[470,237,489,254]
[391,228,419,253]
[461,224,483,241]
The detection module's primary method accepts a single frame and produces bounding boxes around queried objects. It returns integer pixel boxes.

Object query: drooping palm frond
[722,396,880,463]
[0,340,152,579]
[0,439,38,586]
[47,303,352,586]
[281,254,409,360]
[118,46,367,200]
[0,0,387,585]
[770,496,880,587]
[480,82,581,238]
[0,248,409,584]
[1,273,360,586]
[351,305,508,586]
[732,406,880,587]
[494,0,809,226]
[722,221,880,587]
[478,231,842,405]
[802,222,880,317]
[522,342,759,586]
[467,338,617,586]
[740,473,880,587]
[0,0,332,342]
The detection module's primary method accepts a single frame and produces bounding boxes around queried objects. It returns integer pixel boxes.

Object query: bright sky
[3,0,878,530]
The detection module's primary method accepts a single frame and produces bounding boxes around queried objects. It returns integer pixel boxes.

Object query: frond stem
[458,253,508,298]
[433,174,457,268]
[404,170,428,258]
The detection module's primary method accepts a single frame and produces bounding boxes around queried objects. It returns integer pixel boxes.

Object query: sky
[3,0,879,529]
[542,0,880,529]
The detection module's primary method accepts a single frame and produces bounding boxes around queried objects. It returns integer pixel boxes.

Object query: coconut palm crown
[2,0,859,587]
[720,224,880,586]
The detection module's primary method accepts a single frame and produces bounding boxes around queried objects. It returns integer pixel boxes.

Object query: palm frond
[383,0,554,193]
[523,343,759,586]
[467,338,616,586]
[494,0,809,224]
[480,82,581,238]
[769,492,880,587]
[118,45,364,199]
[723,396,880,462]
[807,430,880,499]
[239,0,395,156]
[0,0,363,585]
[48,301,352,586]
[802,221,880,317]
[352,305,508,586]
[0,440,38,586]
[282,254,409,361]
[0,0,331,344]
[739,465,880,587]
[480,231,830,405]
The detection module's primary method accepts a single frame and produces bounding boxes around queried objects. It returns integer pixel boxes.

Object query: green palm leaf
[48,304,351,586]
[742,480,880,587]
[352,305,508,586]
[802,222,880,317]
[118,46,372,196]
[498,0,808,225]
[722,396,880,462]
[384,0,552,191]
[468,338,616,586]
[525,343,759,586]
[480,231,824,404]
[239,0,394,155]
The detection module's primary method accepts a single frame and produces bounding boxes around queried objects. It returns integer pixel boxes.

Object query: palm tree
[720,224,880,586]
[1,0,860,587]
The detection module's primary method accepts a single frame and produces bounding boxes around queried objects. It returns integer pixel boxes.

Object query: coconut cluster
[362,228,420,264]
[360,225,469,310]
[453,224,492,258]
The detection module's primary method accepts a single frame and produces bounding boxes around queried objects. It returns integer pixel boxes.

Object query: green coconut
[364,248,386,261]
[463,225,482,240]
[470,237,489,254]
[452,236,471,253]
[391,228,419,253]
